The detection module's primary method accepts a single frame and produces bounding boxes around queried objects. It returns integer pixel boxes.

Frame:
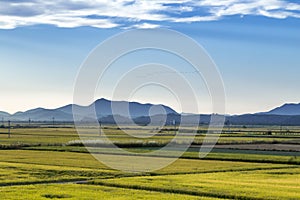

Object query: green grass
[1,125,300,199]
[0,150,289,171]
[0,150,108,169]
[0,161,118,186]
[194,152,300,164]
[0,150,291,185]
[0,184,221,200]
[0,128,80,145]
[93,167,300,200]
[22,144,300,165]
[1,127,300,147]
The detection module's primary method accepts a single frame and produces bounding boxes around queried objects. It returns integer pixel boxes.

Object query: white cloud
[0,0,299,29]
[130,23,162,29]
[171,15,220,23]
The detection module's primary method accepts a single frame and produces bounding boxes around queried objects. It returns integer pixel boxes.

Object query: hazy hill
[0,111,10,119]
[12,108,74,121]
[226,114,300,126]
[263,103,300,115]
[2,100,300,125]
[3,98,178,121]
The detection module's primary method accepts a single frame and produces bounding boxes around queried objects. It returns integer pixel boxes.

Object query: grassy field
[1,126,300,146]
[1,184,219,200]
[94,167,300,200]
[0,125,299,199]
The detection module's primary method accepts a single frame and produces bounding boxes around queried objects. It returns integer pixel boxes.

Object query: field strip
[0,161,113,171]
[0,178,89,187]
[89,181,264,200]
[90,166,300,200]
[185,154,300,165]
[188,155,300,165]
[1,166,298,199]
[20,148,300,165]
[1,157,296,176]
[0,159,295,176]
[201,144,300,152]
[148,165,298,176]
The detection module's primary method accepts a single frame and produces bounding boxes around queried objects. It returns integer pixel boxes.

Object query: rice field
[1,184,217,200]
[0,125,299,199]
[94,167,300,200]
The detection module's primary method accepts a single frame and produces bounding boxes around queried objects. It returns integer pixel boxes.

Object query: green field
[1,184,215,200]
[95,167,300,199]
[0,125,299,199]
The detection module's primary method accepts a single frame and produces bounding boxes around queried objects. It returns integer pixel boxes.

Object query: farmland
[0,124,299,199]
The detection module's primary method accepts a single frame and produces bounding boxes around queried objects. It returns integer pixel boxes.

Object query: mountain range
[1,100,300,125]
[261,103,300,115]
[0,98,177,121]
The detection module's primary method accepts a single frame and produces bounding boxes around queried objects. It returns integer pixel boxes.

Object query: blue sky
[0,0,300,114]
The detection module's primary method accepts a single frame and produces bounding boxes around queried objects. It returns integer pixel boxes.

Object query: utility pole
[173,119,176,135]
[52,117,55,127]
[8,120,11,138]
[28,118,31,126]
[99,120,102,136]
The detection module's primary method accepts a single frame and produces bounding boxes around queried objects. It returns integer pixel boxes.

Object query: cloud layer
[0,0,300,29]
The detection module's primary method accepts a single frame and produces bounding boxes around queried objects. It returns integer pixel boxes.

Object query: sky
[0,0,300,115]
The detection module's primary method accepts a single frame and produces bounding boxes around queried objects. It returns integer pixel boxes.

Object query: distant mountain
[0,111,10,119]
[1,98,178,121]
[226,114,300,126]
[262,103,300,115]
[2,101,300,125]
[12,108,74,121]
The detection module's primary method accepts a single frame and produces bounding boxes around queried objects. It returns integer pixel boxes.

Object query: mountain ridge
[262,103,300,115]
[1,100,300,125]
[0,98,178,121]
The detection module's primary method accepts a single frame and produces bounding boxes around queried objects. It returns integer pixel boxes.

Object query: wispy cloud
[0,0,299,29]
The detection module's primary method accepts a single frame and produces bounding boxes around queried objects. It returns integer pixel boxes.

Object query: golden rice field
[0,125,299,199]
